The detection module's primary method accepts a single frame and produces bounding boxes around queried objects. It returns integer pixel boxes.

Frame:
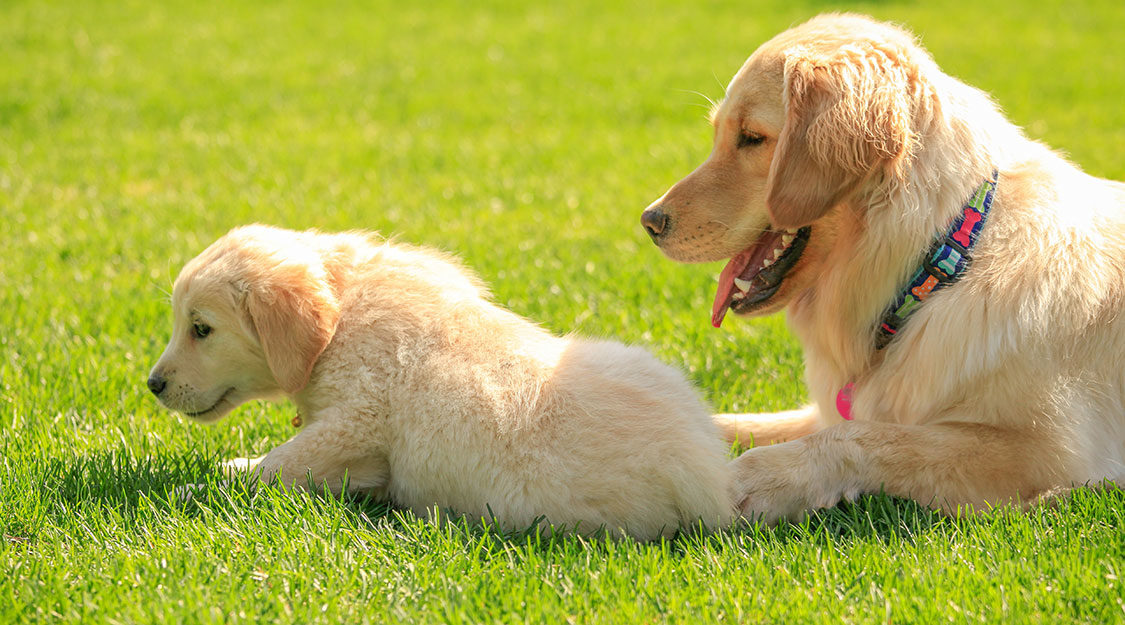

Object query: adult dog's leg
[730,420,1069,525]
[254,418,389,496]
[713,405,821,446]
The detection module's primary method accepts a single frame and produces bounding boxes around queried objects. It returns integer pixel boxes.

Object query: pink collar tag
[836,383,855,420]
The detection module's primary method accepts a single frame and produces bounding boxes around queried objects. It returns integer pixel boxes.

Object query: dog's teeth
[762,258,773,267]
[734,278,752,292]
[772,246,784,260]
[782,234,795,246]
[731,291,744,301]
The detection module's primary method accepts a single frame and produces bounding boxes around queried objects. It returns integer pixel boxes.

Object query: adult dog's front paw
[730,440,855,526]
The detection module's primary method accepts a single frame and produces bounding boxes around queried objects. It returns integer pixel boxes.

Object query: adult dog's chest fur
[793,162,1125,432]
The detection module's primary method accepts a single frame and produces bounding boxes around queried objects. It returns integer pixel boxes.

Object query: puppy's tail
[713,406,820,447]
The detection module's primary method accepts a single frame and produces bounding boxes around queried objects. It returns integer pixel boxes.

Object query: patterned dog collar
[837,171,999,420]
[875,171,999,349]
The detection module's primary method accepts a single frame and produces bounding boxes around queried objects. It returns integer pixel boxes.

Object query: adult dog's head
[147,225,341,421]
[642,14,933,326]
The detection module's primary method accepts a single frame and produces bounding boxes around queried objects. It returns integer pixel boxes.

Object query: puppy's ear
[767,44,916,229]
[244,261,340,394]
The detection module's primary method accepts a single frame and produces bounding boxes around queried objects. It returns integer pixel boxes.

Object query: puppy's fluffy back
[296,233,733,538]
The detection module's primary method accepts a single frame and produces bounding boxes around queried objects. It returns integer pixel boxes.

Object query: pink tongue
[711,249,754,328]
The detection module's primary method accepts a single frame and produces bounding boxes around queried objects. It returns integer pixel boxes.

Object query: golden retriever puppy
[641,13,1125,524]
[148,225,733,539]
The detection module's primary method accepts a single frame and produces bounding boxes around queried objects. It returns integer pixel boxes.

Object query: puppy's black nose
[147,373,167,396]
[641,207,669,239]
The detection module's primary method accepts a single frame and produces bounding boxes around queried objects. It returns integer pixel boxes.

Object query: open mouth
[183,387,235,418]
[711,226,811,327]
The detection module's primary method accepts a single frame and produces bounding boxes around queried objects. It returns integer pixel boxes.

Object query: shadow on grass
[4,447,220,540]
[775,494,948,544]
[742,483,1125,549]
[16,446,398,542]
[43,447,223,511]
[31,446,1117,560]
[24,446,949,553]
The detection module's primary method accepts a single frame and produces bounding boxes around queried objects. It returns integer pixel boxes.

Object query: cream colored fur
[150,225,733,539]
[645,14,1125,524]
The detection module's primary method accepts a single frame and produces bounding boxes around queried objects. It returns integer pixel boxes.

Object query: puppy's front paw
[173,480,236,504]
[221,456,264,479]
[174,482,208,504]
[730,441,852,526]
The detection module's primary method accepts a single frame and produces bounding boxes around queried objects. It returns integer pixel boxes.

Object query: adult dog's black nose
[147,373,167,396]
[641,207,669,239]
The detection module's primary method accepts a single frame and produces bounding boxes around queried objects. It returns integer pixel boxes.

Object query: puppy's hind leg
[713,404,821,447]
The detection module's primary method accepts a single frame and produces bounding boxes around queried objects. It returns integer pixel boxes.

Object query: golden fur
[150,225,733,539]
[643,14,1125,524]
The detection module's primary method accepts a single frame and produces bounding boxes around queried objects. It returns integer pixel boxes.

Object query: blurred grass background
[2,0,1123,623]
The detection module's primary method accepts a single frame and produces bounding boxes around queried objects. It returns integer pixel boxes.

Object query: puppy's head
[641,14,927,326]
[148,225,340,422]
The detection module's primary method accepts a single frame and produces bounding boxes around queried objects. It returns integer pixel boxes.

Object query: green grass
[2,0,1124,623]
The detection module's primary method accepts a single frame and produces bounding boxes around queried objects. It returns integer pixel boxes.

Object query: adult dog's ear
[244,260,340,394]
[767,44,917,229]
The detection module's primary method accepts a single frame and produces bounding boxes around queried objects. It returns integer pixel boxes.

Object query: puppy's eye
[738,131,766,148]
[193,322,212,339]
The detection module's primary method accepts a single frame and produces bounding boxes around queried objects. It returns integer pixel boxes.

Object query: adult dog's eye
[738,131,766,148]
[193,322,212,339]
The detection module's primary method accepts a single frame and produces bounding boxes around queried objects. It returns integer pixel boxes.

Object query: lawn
[2,0,1124,623]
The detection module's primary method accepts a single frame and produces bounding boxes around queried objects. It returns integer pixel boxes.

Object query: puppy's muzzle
[641,206,670,241]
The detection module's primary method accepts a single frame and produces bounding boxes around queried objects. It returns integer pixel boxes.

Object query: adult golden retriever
[148,225,733,539]
[641,14,1125,524]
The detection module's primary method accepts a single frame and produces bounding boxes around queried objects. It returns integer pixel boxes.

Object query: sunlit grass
[2,0,1123,622]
